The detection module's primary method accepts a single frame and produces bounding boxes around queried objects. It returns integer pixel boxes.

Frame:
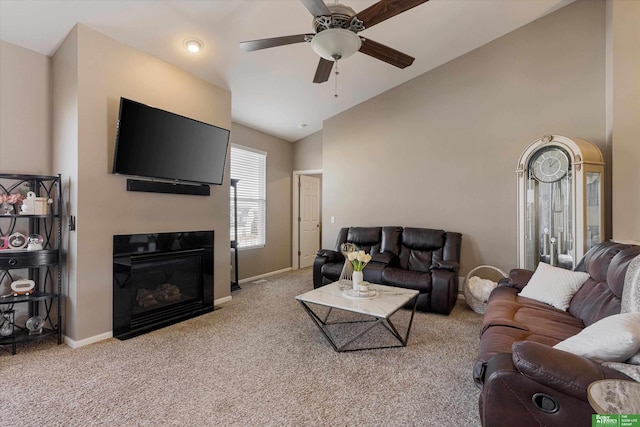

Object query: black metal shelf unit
[0,174,63,354]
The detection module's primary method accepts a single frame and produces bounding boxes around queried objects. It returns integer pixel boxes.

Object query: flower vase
[352,271,368,293]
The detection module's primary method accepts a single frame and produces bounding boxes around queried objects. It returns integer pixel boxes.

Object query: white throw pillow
[627,352,640,365]
[519,262,589,311]
[553,313,640,363]
[602,362,640,382]
[621,254,640,314]
[621,254,640,365]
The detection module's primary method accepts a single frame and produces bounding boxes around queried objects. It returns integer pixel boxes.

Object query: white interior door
[299,175,320,268]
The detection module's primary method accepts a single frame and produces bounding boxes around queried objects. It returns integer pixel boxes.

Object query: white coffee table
[295,281,419,352]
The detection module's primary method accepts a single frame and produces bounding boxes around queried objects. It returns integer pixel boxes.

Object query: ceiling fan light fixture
[311,28,361,61]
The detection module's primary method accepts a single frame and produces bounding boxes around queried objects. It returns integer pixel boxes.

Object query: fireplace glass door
[130,249,204,318]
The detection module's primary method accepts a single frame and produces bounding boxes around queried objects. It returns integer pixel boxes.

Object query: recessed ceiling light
[183,38,203,53]
[297,123,308,129]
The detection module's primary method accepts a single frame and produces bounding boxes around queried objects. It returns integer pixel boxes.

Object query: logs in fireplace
[113,231,214,340]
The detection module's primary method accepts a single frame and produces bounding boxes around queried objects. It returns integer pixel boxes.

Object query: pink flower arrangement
[0,193,23,204]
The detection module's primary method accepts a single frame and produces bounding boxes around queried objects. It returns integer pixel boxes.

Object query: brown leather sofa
[313,226,462,314]
[474,241,640,427]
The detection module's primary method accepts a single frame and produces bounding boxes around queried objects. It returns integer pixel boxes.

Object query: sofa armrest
[431,260,459,271]
[313,249,345,288]
[482,351,596,427]
[430,269,458,315]
[512,341,632,400]
[315,249,344,263]
[498,268,533,291]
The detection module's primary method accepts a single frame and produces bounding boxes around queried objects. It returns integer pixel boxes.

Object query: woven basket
[463,265,507,314]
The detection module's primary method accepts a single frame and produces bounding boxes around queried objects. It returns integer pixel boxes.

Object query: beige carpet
[0,268,483,426]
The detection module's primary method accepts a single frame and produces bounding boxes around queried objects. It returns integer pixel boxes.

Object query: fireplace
[113,231,214,340]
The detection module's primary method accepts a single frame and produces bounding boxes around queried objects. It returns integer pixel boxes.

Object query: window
[230,144,266,248]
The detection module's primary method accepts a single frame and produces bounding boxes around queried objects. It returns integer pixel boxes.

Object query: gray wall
[52,25,232,343]
[321,0,607,275]
[0,40,51,174]
[293,130,322,171]
[230,123,294,279]
[611,0,640,242]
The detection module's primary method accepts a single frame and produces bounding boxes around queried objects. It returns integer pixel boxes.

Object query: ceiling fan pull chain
[334,60,339,98]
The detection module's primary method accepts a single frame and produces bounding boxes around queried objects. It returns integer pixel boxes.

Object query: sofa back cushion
[345,227,382,254]
[380,226,403,256]
[397,228,445,272]
[569,242,640,326]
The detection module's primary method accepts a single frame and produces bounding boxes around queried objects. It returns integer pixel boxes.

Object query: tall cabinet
[0,174,63,354]
[517,135,605,271]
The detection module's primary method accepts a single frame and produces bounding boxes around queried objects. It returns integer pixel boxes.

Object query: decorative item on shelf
[34,197,51,215]
[1,202,11,215]
[0,310,14,337]
[26,315,44,335]
[19,191,36,214]
[8,232,27,249]
[20,191,50,215]
[10,279,36,295]
[347,250,372,293]
[0,192,23,215]
[0,236,8,250]
[27,234,44,251]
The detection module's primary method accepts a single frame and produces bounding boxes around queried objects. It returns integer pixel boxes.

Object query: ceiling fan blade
[354,0,430,29]
[359,38,415,69]
[313,58,334,83]
[300,0,331,17]
[240,34,313,52]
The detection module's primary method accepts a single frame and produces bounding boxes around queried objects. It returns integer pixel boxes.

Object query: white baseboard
[215,295,232,305]
[63,298,230,347]
[64,331,113,349]
[239,267,292,284]
[62,268,291,347]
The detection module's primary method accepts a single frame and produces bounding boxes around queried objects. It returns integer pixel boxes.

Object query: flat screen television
[112,97,230,185]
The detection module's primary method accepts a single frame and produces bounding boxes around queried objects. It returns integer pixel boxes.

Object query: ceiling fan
[240,0,429,84]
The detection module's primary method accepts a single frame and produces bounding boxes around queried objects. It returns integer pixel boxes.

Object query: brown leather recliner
[476,241,640,427]
[313,226,462,314]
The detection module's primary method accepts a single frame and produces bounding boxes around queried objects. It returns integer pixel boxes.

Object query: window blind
[230,144,266,248]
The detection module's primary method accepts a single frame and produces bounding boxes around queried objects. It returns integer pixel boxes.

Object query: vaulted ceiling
[0,0,573,141]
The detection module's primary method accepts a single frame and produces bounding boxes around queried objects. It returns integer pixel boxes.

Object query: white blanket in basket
[468,276,498,303]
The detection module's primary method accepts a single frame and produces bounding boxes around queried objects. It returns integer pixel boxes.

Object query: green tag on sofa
[592,414,640,427]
